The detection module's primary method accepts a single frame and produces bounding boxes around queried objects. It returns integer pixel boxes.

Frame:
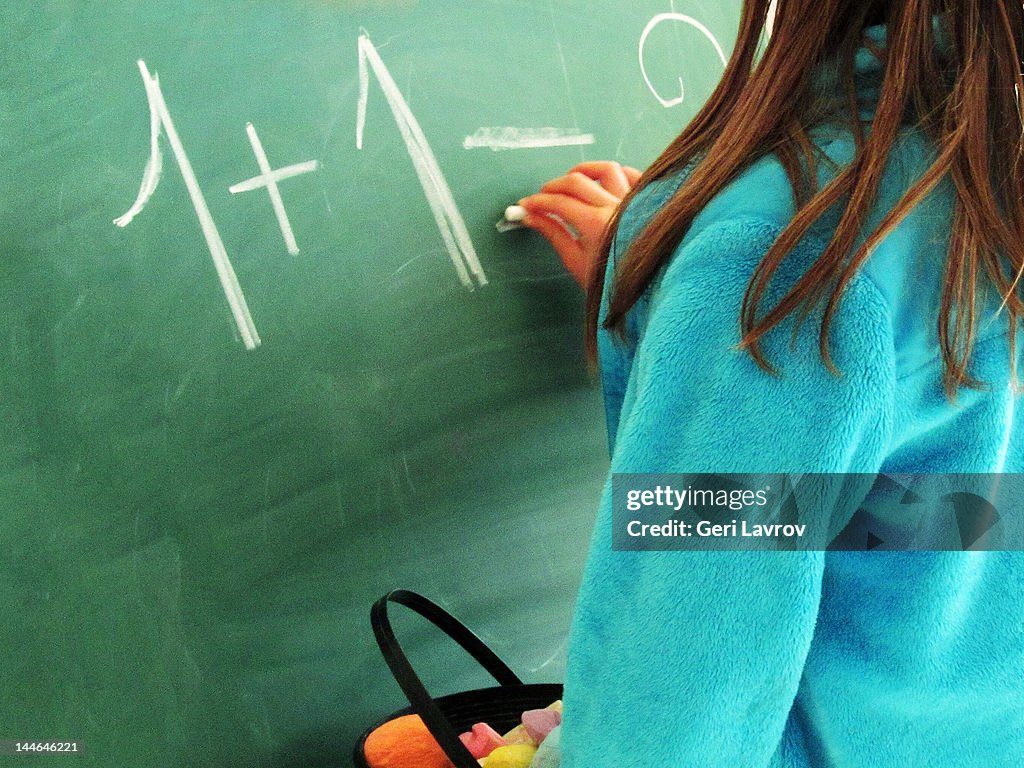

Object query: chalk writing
[463,127,596,151]
[114,60,261,350]
[639,13,727,108]
[113,8,727,339]
[357,32,487,289]
[229,122,318,256]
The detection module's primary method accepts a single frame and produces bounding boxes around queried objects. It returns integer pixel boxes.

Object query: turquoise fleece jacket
[558,29,1024,768]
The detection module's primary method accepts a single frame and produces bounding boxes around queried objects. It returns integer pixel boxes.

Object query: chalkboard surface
[0,2,739,766]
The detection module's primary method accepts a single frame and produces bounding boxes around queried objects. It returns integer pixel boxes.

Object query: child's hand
[518,161,642,288]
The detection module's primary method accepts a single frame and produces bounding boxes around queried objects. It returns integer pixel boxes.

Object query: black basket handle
[370,589,524,768]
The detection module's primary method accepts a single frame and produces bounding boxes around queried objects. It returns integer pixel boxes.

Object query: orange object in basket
[363,714,456,768]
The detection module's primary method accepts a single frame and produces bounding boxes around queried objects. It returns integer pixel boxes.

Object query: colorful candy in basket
[363,700,562,768]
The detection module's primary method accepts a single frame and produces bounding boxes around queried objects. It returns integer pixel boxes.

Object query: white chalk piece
[496,204,528,233]
[495,219,524,233]
[504,205,528,222]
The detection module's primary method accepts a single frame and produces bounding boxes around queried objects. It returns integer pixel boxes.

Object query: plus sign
[229,122,318,255]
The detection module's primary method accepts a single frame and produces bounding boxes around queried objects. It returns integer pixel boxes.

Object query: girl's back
[558,4,1024,765]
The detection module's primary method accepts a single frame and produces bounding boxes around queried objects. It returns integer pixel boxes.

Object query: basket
[353,589,563,768]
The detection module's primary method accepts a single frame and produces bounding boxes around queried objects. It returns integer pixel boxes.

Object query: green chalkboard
[0,2,739,766]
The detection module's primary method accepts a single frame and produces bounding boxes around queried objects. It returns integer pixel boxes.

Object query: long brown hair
[587,0,1024,399]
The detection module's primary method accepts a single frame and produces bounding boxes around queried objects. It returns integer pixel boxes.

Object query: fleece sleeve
[559,218,896,768]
